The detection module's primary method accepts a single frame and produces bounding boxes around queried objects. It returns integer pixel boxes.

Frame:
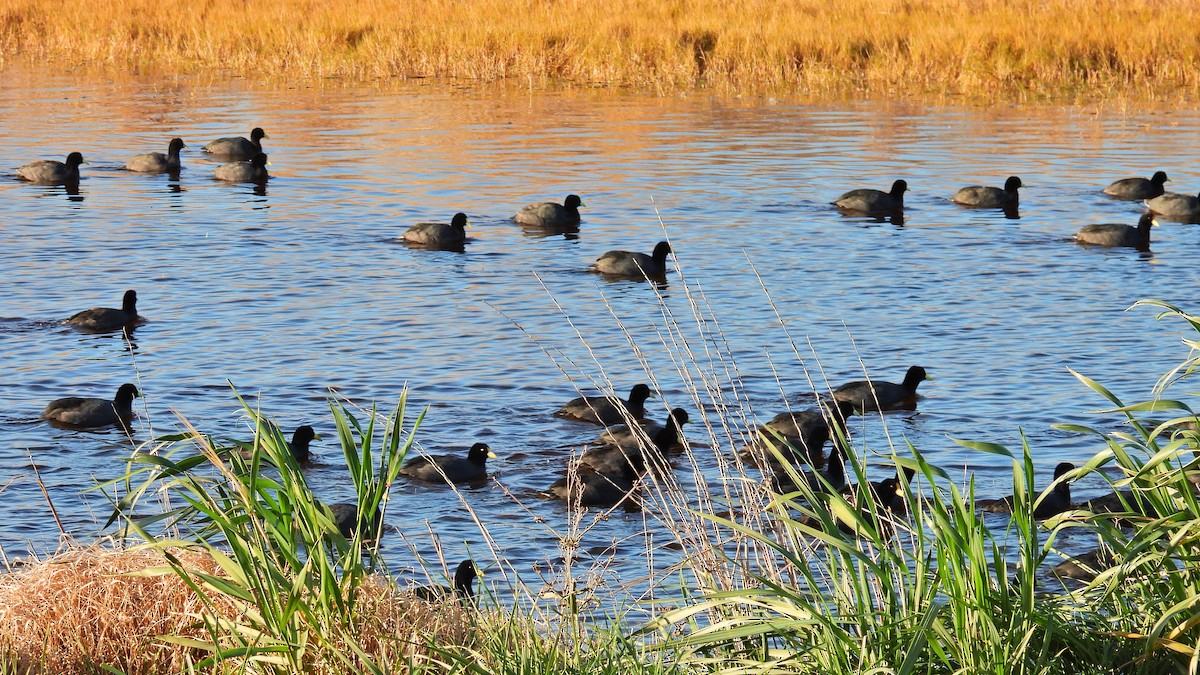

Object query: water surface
[2,67,1199,605]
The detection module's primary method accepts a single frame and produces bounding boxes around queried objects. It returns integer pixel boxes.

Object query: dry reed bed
[2,0,1199,96]
[0,547,471,674]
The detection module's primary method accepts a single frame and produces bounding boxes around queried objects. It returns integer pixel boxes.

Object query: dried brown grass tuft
[313,575,474,674]
[0,546,471,674]
[0,547,229,674]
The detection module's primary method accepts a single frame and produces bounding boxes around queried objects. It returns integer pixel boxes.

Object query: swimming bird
[976,462,1075,519]
[1052,548,1115,582]
[800,467,914,536]
[831,467,915,515]
[1145,191,1200,221]
[327,502,381,539]
[556,383,653,426]
[740,400,854,468]
[832,366,928,414]
[402,212,469,249]
[1167,417,1200,434]
[514,194,584,227]
[582,408,690,475]
[595,408,689,454]
[771,443,847,494]
[124,138,186,174]
[1104,171,1169,200]
[1081,488,1160,524]
[415,560,480,604]
[548,453,645,507]
[399,442,496,484]
[1075,213,1156,250]
[858,467,916,515]
[213,153,269,183]
[16,152,85,185]
[203,127,267,159]
[64,289,142,333]
[593,241,672,278]
[833,180,907,213]
[951,176,1023,208]
[234,425,319,464]
[287,425,318,463]
[41,383,140,430]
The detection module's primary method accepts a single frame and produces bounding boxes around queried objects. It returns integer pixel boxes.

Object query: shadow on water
[835,207,905,228]
[18,180,84,202]
[594,270,670,292]
[519,222,582,240]
[402,241,467,254]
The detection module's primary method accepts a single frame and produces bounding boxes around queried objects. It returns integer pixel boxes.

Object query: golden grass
[0,547,471,674]
[1,0,1200,97]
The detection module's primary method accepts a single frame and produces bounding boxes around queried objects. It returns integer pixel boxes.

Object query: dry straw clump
[0,547,231,674]
[2,0,1200,97]
[0,546,471,674]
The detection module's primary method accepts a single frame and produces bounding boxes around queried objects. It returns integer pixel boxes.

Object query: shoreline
[3,57,1199,111]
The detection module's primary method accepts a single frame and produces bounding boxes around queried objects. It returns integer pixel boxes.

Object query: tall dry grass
[1,0,1199,97]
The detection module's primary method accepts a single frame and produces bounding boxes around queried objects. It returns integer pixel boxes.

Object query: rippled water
[3,66,1200,603]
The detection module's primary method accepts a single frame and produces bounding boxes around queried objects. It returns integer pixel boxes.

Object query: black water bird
[1075,213,1156,250]
[740,400,854,468]
[593,241,672,278]
[17,152,85,185]
[124,138,185,173]
[951,176,1022,208]
[415,559,480,604]
[399,442,496,484]
[515,194,584,227]
[213,152,269,182]
[548,453,645,507]
[402,212,469,249]
[203,127,267,159]
[287,425,318,463]
[42,383,140,429]
[832,366,928,414]
[1145,190,1200,221]
[581,408,689,475]
[556,383,653,427]
[234,424,319,465]
[327,502,382,539]
[833,179,907,212]
[1104,171,1169,200]
[593,408,689,454]
[976,462,1075,519]
[771,443,847,494]
[65,289,142,333]
[1053,548,1115,582]
[836,466,916,515]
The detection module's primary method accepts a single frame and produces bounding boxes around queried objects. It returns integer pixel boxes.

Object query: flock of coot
[16,129,270,185]
[18,127,1189,591]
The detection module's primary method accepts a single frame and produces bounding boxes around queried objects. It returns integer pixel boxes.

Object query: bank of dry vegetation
[1,0,1199,97]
